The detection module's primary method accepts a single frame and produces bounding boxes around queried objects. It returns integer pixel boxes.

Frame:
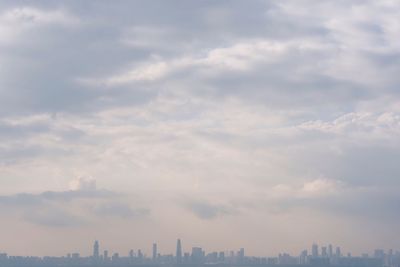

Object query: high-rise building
[112,253,119,262]
[374,249,385,259]
[191,247,204,264]
[138,249,143,262]
[388,249,393,266]
[328,244,333,258]
[219,252,225,263]
[184,252,190,263]
[153,243,158,261]
[238,248,245,263]
[299,250,308,265]
[312,244,319,258]
[322,247,327,257]
[336,247,341,258]
[93,240,99,260]
[176,239,182,264]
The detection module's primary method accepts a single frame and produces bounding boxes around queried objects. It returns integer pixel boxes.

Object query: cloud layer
[0,0,399,256]
[0,178,148,227]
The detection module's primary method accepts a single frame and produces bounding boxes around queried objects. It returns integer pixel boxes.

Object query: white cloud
[271,178,345,200]
[0,7,79,44]
[69,176,96,191]
[298,112,400,138]
[81,39,316,86]
[300,179,345,197]
[1,7,77,25]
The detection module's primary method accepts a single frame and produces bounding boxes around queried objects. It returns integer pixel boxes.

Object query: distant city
[0,240,399,267]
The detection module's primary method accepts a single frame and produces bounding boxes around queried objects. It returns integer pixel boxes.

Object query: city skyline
[1,239,399,259]
[0,239,399,267]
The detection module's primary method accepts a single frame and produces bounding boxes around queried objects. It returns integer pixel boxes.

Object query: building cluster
[0,241,399,267]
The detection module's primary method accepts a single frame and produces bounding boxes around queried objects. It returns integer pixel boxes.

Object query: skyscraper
[300,250,308,265]
[336,247,341,258]
[191,247,203,264]
[153,243,157,262]
[176,239,182,264]
[322,247,327,257]
[93,240,99,260]
[219,251,225,262]
[138,249,143,263]
[328,244,333,258]
[312,244,319,258]
[238,248,245,263]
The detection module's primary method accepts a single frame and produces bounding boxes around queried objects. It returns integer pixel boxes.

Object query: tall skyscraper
[300,250,308,265]
[238,248,245,263]
[219,251,225,262]
[312,244,319,258]
[176,239,182,264]
[336,247,341,258]
[93,240,99,260]
[322,247,327,257]
[328,244,333,258]
[138,249,143,263]
[153,243,157,261]
[388,249,393,266]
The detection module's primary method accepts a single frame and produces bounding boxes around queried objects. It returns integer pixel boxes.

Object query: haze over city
[0,0,400,259]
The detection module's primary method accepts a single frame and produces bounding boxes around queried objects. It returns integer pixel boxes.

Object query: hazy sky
[0,0,400,257]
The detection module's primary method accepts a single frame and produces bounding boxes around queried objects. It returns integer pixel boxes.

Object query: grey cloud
[0,186,147,227]
[283,141,400,188]
[281,188,400,223]
[315,189,400,221]
[92,202,150,219]
[0,192,88,227]
[23,206,85,227]
[1,0,397,117]
[0,145,49,165]
[0,188,117,206]
[39,189,117,201]
[0,116,85,164]
[0,115,84,140]
[0,121,50,138]
[241,179,400,225]
[184,200,235,220]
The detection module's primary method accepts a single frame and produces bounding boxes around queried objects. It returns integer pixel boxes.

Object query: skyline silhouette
[0,239,398,261]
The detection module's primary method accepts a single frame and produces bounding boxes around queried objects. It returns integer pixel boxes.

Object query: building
[93,240,99,260]
[176,239,182,264]
[312,244,319,258]
[322,247,328,258]
[191,247,204,264]
[336,247,342,258]
[238,248,245,263]
[153,243,158,262]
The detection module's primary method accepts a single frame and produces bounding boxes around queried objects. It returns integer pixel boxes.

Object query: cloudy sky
[1,0,400,257]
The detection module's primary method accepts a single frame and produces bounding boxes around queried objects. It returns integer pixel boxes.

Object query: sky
[0,0,400,258]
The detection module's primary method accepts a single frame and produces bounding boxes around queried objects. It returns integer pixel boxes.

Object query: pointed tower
[176,239,182,264]
[93,240,100,260]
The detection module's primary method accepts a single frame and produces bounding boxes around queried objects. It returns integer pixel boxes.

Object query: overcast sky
[0,0,400,257]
